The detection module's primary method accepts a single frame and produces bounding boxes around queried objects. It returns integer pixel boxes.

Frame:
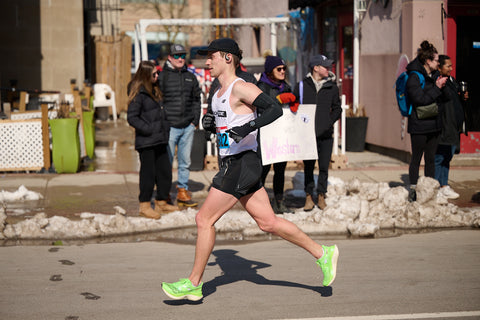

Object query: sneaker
[316,245,339,286]
[408,188,416,202]
[162,278,203,301]
[304,194,315,211]
[440,186,459,199]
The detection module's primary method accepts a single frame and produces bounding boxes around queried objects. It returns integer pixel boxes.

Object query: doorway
[456,16,480,131]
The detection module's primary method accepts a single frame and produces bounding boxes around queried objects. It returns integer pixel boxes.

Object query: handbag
[416,102,438,119]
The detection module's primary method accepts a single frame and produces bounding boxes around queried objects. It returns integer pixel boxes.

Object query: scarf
[259,72,285,92]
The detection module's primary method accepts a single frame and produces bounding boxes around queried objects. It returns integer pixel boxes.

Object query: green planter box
[49,118,80,173]
[82,111,95,159]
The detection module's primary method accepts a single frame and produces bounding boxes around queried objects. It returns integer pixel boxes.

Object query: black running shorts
[212,150,263,199]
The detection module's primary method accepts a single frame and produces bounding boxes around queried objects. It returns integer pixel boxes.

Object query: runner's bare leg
[240,187,324,259]
[188,187,238,286]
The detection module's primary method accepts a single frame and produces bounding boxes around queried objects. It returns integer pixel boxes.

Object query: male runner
[162,38,339,301]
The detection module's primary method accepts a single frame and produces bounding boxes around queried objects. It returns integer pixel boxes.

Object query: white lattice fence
[0,120,44,171]
[10,110,58,120]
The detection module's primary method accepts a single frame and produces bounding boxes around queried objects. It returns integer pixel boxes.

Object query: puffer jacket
[293,72,342,138]
[158,61,201,128]
[127,86,170,150]
[406,57,443,134]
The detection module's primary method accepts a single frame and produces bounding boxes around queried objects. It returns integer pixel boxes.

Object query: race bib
[216,126,229,149]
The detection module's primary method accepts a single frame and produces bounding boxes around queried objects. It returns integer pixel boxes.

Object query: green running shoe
[316,245,339,286]
[162,278,203,301]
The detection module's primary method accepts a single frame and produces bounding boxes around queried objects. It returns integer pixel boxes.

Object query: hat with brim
[198,38,242,60]
[308,54,334,69]
[170,44,186,55]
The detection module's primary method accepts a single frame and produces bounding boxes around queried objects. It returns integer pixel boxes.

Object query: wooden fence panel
[94,33,132,115]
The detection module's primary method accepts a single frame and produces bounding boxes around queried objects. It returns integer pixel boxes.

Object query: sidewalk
[1,119,479,223]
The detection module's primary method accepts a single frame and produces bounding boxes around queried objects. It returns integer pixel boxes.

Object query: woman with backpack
[406,40,447,202]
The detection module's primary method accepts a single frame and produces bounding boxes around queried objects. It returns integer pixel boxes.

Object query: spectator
[127,61,179,219]
[257,55,294,214]
[406,40,447,202]
[435,54,468,199]
[158,44,202,207]
[293,54,342,211]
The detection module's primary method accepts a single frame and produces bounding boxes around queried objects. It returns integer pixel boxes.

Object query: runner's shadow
[203,249,332,298]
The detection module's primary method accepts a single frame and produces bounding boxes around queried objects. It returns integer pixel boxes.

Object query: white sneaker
[440,186,460,200]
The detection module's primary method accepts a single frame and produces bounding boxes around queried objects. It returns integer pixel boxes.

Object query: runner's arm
[227,83,283,142]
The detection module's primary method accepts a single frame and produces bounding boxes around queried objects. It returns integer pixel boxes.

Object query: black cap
[197,38,242,60]
[308,54,334,69]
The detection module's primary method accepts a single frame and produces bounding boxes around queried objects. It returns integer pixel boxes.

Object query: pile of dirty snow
[1,177,479,240]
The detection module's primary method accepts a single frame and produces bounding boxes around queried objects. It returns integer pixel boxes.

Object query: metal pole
[341,94,347,155]
[271,23,277,55]
[353,0,359,115]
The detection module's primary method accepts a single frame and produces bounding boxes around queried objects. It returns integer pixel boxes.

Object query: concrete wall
[359,0,445,154]
[40,0,84,92]
[0,0,84,93]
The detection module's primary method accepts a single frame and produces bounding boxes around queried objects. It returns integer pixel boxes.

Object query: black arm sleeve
[250,92,283,128]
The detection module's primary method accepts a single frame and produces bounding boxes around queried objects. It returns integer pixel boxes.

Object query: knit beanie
[264,56,285,73]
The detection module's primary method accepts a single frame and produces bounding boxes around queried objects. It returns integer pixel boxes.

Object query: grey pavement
[1,230,479,320]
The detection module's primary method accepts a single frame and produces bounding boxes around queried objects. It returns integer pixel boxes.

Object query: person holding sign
[161,38,339,301]
[293,55,342,211]
[257,55,297,214]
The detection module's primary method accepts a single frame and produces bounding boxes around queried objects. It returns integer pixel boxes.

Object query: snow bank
[1,176,479,240]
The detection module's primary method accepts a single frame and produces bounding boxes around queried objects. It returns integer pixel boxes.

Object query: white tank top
[212,78,257,158]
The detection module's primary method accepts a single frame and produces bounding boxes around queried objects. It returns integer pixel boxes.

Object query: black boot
[408,188,417,202]
[276,199,293,214]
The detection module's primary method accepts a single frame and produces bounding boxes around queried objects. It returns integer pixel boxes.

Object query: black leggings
[261,161,287,200]
[409,133,439,185]
[138,144,172,202]
[304,137,334,195]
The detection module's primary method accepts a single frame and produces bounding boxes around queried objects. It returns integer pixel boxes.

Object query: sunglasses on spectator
[173,53,186,59]
[152,72,158,77]
[275,66,286,72]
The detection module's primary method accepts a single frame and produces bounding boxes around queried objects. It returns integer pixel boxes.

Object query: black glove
[202,113,215,133]
[226,123,255,143]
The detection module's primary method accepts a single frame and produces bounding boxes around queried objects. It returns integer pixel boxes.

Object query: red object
[460,132,480,154]
[276,92,296,104]
[276,93,299,113]
[289,102,299,113]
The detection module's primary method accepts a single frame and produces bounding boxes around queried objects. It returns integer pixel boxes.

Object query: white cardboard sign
[260,104,318,165]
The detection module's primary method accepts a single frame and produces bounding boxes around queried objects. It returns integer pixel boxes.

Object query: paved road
[1,230,479,320]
